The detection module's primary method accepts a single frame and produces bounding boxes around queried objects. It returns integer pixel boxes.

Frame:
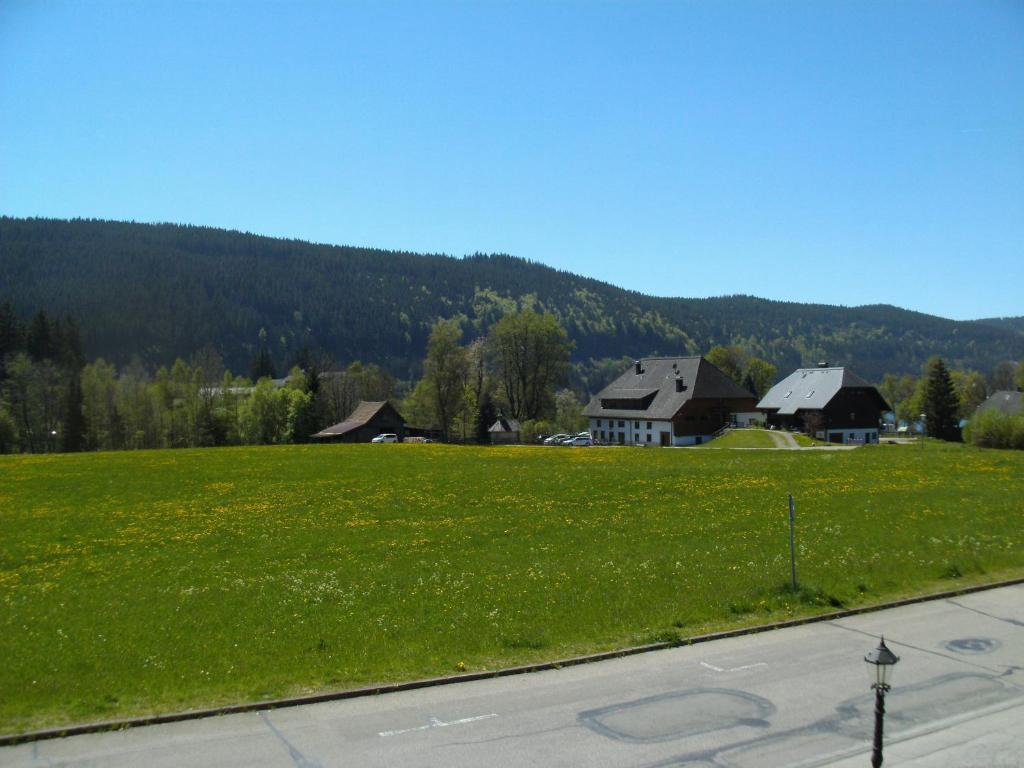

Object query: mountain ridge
[2,216,1021,386]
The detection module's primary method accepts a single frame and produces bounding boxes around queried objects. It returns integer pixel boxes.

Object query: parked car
[570,435,593,447]
[543,434,570,445]
[371,433,399,443]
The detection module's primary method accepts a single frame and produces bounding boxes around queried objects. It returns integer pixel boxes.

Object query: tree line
[0,303,577,453]
[0,303,403,453]
[3,301,1021,454]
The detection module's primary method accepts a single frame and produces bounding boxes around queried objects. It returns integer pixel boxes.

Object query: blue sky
[2,0,1022,320]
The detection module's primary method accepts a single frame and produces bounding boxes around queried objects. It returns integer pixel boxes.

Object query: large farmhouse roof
[976,390,1023,417]
[757,367,889,415]
[312,401,397,438]
[582,357,755,420]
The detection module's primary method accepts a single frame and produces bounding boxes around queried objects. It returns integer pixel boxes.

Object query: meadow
[2,441,1022,733]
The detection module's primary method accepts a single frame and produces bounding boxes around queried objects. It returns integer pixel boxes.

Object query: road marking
[700,661,767,673]
[379,713,499,738]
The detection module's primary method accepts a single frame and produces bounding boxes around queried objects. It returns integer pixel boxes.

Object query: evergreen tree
[742,372,757,398]
[61,373,87,452]
[250,328,277,380]
[26,310,54,362]
[56,315,86,372]
[475,388,497,444]
[0,302,24,376]
[922,356,960,441]
[289,364,322,443]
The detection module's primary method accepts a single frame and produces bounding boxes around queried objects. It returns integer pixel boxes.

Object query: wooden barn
[311,401,406,443]
[488,415,522,444]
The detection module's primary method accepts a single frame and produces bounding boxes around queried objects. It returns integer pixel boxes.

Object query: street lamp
[864,636,899,767]
[919,413,926,449]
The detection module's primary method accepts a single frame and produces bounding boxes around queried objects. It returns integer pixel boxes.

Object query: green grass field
[2,441,1022,733]
[702,429,779,448]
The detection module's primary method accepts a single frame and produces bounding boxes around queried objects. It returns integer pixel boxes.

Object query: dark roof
[757,367,890,414]
[489,415,522,433]
[976,390,1023,417]
[312,401,401,438]
[582,357,755,420]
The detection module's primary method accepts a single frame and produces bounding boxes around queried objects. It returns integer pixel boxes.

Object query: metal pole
[871,686,886,767]
[788,494,797,591]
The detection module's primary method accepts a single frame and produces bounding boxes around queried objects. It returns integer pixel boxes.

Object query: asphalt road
[3,584,1022,768]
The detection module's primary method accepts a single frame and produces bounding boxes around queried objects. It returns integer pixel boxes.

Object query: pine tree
[0,302,24,374]
[475,389,498,444]
[922,357,960,441]
[26,310,54,362]
[289,364,322,443]
[61,373,87,452]
[249,328,276,380]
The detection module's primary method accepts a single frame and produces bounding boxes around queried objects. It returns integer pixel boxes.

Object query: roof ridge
[640,355,703,361]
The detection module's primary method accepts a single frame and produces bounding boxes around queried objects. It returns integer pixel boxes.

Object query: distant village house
[583,357,758,446]
[974,390,1023,418]
[488,415,522,445]
[757,365,890,444]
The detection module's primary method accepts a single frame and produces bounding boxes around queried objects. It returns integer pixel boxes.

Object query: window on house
[646,434,652,442]
[634,421,639,429]
[596,419,602,427]
[646,421,652,429]
[618,420,625,428]
[783,391,793,398]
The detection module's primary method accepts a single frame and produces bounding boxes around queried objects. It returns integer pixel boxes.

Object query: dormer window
[783,391,793,399]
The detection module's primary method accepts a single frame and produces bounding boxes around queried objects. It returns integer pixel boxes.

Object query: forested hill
[2,216,1021,385]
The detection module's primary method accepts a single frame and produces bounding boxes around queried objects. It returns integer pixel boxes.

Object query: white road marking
[700,660,768,673]
[378,713,499,738]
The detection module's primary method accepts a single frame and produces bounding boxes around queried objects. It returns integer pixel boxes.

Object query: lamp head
[864,636,899,690]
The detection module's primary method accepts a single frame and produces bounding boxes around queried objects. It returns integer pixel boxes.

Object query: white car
[543,434,570,445]
[371,433,399,443]
[570,435,593,447]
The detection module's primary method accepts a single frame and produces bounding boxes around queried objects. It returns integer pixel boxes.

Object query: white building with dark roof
[757,365,890,444]
[582,357,758,446]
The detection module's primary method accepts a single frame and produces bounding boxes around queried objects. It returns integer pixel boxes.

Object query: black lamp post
[864,636,899,767]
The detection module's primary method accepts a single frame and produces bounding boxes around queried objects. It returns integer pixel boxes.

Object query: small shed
[312,401,406,443]
[488,415,522,445]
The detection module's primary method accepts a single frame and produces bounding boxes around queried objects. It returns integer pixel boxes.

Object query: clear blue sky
[2,0,1022,320]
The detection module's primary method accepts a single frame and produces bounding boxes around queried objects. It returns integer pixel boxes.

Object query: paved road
[3,585,1022,768]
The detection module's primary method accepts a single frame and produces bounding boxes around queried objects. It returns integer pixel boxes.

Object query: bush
[964,409,1024,450]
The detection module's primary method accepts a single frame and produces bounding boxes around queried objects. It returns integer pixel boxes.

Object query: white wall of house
[731,411,762,427]
[818,427,880,444]
[589,417,674,445]
[672,434,712,447]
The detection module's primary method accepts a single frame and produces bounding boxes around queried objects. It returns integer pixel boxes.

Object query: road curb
[4,576,1023,747]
